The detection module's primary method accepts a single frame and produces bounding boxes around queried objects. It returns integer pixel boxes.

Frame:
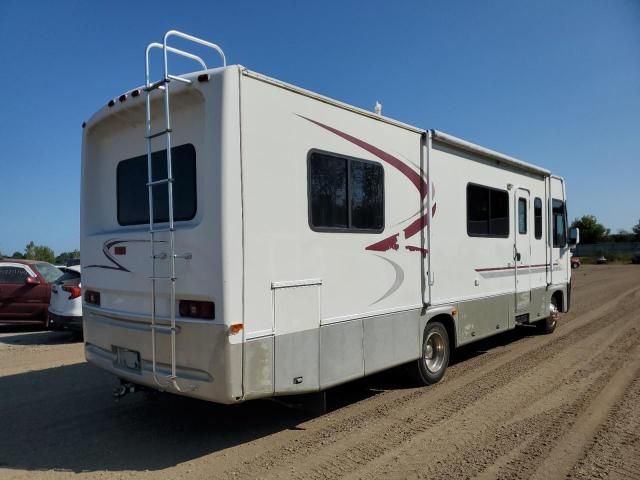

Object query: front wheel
[537,298,559,334]
[412,322,450,385]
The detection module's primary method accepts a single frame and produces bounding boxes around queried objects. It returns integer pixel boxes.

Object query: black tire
[537,297,559,334]
[411,321,450,386]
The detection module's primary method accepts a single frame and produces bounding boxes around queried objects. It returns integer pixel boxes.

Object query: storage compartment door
[272,280,321,393]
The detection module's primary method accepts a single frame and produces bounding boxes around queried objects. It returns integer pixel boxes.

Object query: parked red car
[0,259,63,327]
[570,255,581,269]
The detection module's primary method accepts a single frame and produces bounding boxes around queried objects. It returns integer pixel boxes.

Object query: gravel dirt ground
[1,265,639,480]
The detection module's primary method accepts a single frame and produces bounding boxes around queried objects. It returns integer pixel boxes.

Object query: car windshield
[35,262,63,283]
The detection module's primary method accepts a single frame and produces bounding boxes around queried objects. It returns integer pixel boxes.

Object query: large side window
[0,266,29,284]
[534,197,543,239]
[552,199,567,247]
[467,184,509,238]
[308,151,384,232]
[117,144,197,226]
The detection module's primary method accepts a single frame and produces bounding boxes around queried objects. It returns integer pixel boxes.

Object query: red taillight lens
[62,285,82,300]
[179,300,215,319]
[85,290,100,306]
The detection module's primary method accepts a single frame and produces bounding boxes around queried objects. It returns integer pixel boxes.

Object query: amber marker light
[229,323,244,335]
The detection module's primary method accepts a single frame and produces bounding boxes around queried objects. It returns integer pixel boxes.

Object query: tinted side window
[467,184,489,235]
[309,153,348,229]
[117,144,197,226]
[552,199,567,247]
[467,184,509,237]
[350,160,384,230]
[308,152,384,232]
[0,266,29,284]
[518,198,527,234]
[490,189,509,236]
[534,197,543,239]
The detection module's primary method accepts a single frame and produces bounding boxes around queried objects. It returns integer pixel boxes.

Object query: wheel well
[428,314,456,349]
[552,290,564,311]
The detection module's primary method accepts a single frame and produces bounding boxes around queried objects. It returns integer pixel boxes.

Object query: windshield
[35,262,63,283]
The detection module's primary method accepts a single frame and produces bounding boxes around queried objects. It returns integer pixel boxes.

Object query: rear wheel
[537,297,559,334]
[412,321,450,385]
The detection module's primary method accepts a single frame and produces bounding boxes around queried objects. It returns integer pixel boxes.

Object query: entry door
[514,189,531,312]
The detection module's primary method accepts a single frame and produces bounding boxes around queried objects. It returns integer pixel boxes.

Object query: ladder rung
[150,227,175,233]
[147,178,174,186]
[149,276,177,281]
[144,78,169,92]
[146,128,172,139]
[167,74,192,84]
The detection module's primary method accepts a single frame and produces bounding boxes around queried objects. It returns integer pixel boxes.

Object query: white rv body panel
[81,60,572,404]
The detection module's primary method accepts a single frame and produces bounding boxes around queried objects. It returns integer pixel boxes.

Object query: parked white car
[48,265,82,332]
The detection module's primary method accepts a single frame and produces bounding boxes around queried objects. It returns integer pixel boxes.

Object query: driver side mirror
[569,227,580,246]
[25,276,41,285]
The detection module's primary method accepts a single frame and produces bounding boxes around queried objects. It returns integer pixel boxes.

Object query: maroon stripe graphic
[475,263,558,272]
[298,115,427,198]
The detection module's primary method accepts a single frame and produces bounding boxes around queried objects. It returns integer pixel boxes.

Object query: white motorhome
[81,31,578,404]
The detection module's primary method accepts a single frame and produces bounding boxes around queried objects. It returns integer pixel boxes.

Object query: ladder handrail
[145,43,208,87]
[163,30,226,75]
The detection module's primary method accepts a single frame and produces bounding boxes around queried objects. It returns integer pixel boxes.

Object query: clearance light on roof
[197,73,209,83]
[118,94,127,103]
[107,99,115,107]
[131,89,140,97]
[179,300,215,319]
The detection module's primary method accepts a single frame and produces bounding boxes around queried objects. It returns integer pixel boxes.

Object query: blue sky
[0,0,638,255]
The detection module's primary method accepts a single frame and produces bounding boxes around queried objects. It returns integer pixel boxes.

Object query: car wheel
[411,322,450,385]
[537,298,559,334]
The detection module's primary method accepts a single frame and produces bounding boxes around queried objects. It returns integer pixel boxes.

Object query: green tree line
[0,241,79,265]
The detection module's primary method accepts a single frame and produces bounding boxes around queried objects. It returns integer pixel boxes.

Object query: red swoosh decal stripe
[298,115,427,198]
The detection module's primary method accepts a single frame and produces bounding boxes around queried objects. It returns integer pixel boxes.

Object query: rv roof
[242,68,551,178]
[84,65,550,178]
[430,130,551,177]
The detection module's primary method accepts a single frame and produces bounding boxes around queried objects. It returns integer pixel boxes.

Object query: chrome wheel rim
[423,331,446,373]
[549,302,559,328]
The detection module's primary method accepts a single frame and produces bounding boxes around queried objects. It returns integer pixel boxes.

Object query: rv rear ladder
[144,30,226,393]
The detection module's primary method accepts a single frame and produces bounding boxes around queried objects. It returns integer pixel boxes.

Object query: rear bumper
[48,312,83,331]
[83,307,243,404]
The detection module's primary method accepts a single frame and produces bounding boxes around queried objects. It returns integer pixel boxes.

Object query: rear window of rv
[117,144,197,226]
[308,151,384,232]
[466,184,509,238]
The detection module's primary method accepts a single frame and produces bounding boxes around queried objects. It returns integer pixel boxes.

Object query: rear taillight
[85,290,101,306]
[179,300,215,319]
[62,285,82,300]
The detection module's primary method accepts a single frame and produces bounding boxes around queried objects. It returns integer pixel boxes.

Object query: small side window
[467,184,509,238]
[518,198,527,234]
[534,197,542,239]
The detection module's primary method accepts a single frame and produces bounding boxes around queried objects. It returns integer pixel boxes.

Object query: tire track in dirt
[345,306,640,480]
[568,371,640,480]
[216,287,640,479]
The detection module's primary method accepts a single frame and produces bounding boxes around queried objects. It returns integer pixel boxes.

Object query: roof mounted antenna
[374,101,382,116]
